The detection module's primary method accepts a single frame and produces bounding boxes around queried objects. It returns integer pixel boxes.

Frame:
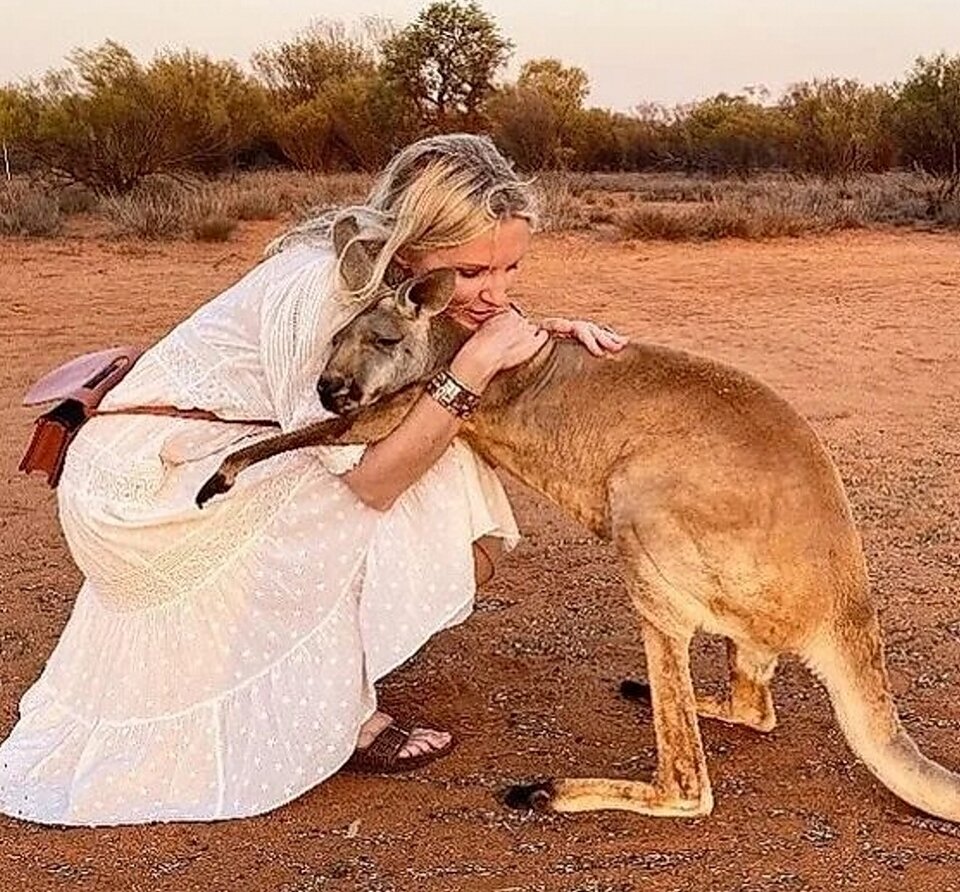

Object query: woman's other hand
[537,317,629,357]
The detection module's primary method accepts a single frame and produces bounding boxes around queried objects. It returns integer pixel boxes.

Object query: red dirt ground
[1,224,959,892]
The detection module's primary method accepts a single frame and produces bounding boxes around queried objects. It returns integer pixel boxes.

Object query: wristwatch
[426,368,482,419]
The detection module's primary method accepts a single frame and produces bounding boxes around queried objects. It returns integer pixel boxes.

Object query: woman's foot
[357,710,452,759]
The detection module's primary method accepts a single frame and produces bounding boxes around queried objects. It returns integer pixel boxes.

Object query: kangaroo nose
[317,373,347,410]
[317,373,362,414]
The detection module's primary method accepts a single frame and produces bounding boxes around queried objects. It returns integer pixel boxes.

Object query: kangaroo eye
[376,335,403,348]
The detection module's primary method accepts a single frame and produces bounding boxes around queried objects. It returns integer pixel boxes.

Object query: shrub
[894,54,960,198]
[100,180,190,239]
[532,173,590,230]
[779,79,897,182]
[0,181,63,235]
[191,212,237,242]
[57,183,99,215]
[224,186,285,221]
[12,42,268,194]
[616,195,840,241]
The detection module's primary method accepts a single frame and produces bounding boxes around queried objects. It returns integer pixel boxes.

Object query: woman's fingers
[538,317,629,355]
[568,321,628,356]
[470,310,625,374]
[573,324,605,357]
[595,326,628,351]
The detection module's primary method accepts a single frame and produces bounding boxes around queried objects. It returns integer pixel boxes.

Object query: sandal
[341,723,457,775]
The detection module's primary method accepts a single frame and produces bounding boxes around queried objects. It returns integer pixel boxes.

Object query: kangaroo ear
[399,268,456,318]
[332,215,359,256]
[383,256,411,289]
[332,216,376,293]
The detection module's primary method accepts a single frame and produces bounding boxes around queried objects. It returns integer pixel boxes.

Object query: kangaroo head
[317,216,456,416]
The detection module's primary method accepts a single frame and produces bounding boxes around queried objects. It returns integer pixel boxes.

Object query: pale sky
[2,0,958,110]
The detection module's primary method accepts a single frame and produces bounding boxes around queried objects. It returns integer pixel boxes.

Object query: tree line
[1,0,958,197]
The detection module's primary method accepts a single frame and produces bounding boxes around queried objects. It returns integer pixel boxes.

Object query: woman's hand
[537,317,629,357]
[450,309,550,391]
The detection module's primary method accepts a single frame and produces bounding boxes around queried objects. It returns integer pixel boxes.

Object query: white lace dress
[0,242,519,826]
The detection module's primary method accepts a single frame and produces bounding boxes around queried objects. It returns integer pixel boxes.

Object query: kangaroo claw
[196,471,231,508]
[502,780,555,812]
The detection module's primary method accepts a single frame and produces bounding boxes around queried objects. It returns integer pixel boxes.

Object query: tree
[621,103,674,171]
[675,93,788,175]
[0,86,35,174]
[148,50,268,174]
[381,0,513,129]
[323,75,420,170]
[272,73,419,171]
[487,58,589,169]
[12,41,268,191]
[252,20,380,108]
[517,58,588,130]
[566,108,632,171]
[14,41,174,192]
[779,79,896,182]
[488,86,559,170]
[894,54,960,199]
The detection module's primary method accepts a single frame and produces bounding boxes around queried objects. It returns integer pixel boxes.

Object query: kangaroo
[196,217,960,820]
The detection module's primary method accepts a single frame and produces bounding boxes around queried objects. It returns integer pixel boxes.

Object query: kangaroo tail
[803,605,960,821]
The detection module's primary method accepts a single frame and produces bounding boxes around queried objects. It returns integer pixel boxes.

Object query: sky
[2,0,958,110]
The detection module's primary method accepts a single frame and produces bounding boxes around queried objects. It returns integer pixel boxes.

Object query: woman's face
[399,216,531,331]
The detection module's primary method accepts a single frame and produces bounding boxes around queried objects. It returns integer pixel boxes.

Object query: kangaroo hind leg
[622,638,778,733]
[505,615,713,817]
[696,639,778,732]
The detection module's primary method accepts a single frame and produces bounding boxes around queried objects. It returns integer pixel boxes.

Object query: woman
[0,134,626,826]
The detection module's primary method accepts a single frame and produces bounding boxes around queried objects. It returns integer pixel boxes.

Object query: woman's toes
[399,728,451,758]
[399,736,429,759]
[419,728,452,750]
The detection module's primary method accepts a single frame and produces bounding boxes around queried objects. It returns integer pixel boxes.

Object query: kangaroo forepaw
[502,780,555,812]
[196,470,233,508]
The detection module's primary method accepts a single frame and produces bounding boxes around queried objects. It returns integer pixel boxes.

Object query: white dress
[0,242,519,826]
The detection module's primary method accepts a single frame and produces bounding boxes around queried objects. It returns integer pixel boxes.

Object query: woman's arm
[342,310,547,512]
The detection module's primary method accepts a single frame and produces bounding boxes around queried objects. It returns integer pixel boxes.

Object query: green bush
[894,54,960,203]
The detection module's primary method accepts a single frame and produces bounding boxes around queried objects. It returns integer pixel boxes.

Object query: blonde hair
[265,133,538,305]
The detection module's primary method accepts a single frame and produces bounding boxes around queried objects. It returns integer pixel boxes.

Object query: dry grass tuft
[100,182,187,240]
[533,173,592,231]
[57,184,100,216]
[191,211,238,242]
[0,181,63,236]
[3,169,957,241]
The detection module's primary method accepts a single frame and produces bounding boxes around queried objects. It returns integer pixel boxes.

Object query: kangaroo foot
[619,679,776,733]
[502,780,555,812]
[503,777,713,817]
[693,693,777,732]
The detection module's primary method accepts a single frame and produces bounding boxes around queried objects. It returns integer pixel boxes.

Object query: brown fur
[196,221,960,820]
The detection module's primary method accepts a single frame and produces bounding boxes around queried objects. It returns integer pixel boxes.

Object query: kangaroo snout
[317,373,361,415]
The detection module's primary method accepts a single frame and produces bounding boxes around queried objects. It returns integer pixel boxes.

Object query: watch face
[438,379,460,402]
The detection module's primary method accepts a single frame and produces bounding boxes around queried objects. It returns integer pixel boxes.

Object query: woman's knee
[472,536,504,587]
